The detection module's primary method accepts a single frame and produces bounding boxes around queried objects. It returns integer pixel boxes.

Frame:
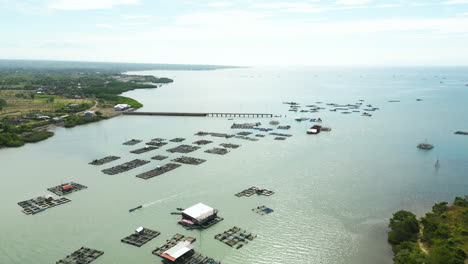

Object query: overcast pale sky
[1,0,468,66]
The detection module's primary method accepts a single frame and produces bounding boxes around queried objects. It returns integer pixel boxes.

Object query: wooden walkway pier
[123,112,273,118]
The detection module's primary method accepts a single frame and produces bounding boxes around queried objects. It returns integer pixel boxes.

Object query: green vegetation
[388,196,468,264]
[0,122,53,148]
[64,115,100,128]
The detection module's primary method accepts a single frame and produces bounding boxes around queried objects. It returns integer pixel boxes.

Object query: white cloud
[249,2,327,13]
[206,1,233,7]
[123,14,152,20]
[336,0,372,5]
[374,4,401,8]
[442,0,468,4]
[47,0,139,10]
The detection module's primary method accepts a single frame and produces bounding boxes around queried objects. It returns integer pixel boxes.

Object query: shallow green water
[0,67,467,264]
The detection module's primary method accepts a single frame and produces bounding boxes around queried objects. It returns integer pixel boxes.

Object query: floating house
[307,125,322,134]
[178,203,223,229]
[114,104,131,111]
[161,241,194,264]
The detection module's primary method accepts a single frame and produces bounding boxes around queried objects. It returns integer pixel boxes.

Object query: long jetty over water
[123,112,273,118]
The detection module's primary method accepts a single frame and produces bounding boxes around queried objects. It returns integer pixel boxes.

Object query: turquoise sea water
[0,67,467,264]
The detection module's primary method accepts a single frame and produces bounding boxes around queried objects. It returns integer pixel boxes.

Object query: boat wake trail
[142,192,187,208]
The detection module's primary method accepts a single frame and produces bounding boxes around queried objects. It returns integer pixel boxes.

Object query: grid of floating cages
[193,140,213,145]
[18,195,71,215]
[214,226,257,250]
[170,137,186,142]
[219,143,240,149]
[252,205,274,215]
[47,182,87,196]
[146,141,168,147]
[167,145,200,154]
[130,146,158,154]
[102,159,150,175]
[235,136,258,141]
[89,156,120,165]
[172,156,206,165]
[121,227,160,247]
[152,234,196,257]
[56,247,104,264]
[122,139,142,146]
[235,186,274,197]
[205,147,229,155]
[151,155,168,161]
[136,163,182,180]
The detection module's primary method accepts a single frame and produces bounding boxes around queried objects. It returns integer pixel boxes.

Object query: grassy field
[0,90,93,118]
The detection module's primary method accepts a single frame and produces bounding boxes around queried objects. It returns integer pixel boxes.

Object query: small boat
[435,158,440,168]
[269,120,279,125]
[129,205,142,212]
[176,207,184,211]
[307,125,322,134]
[362,112,372,117]
[417,143,434,150]
[321,127,331,132]
[416,99,423,101]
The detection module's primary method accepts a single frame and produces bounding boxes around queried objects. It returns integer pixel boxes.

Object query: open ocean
[0,66,467,264]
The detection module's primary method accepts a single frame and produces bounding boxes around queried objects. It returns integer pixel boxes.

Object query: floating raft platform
[277,125,291,130]
[130,146,158,154]
[146,141,168,147]
[252,205,274,215]
[169,137,186,142]
[123,139,142,146]
[195,131,235,138]
[89,156,121,165]
[172,156,206,165]
[167,144,200,153]
[231,123,260,129]
[255,134,265,137]
[121,227,160,247]
[274,137,286,140]
[152,138,166,141]
[152,234,196,257]
[214,226,256,249]
[235,186,274,197]
[220,143,240,149]
[205,147,229,155]
[237,131,252,136]
[455,131,468,135]
[235,136,259,141]
[136,163,181,180]
[47,182,87,196]
[179,216,224,230]
[102,159,150,175]
[18,196,71,215]
[56,247,104,264]
[193,140,213,145]
[151,155,168,161]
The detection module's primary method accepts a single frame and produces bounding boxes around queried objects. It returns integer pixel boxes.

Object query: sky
[1,0,468,66]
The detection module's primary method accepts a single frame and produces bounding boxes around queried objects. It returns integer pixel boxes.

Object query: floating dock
[151,155,168,160]
[130,146,158,154]
[166,144,200,154]
[47,182,87,196]
[237,131,252,136]
[18,196,71,215]
[123,139,142,146]
[89,156,121,165]
[253,206,274,215]
[220,143,240,149]
[455,131,468,135]
[56,247,103,264]
[235,186,274,197]
[123,111,273,118]
[214,226,256,249]
[152,234,196,257]
[195,131,235,138]
[136,163,182,180]
[235,136,259,141]
[205,147,229,155]
[172,156,206,165]
[169,137,186,142]
[193,140,213,145]
[146,141,168,147]
[121,227,160,247]
[102,159,150,175]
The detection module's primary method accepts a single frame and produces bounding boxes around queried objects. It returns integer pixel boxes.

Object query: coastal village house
[114,104,131,111]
